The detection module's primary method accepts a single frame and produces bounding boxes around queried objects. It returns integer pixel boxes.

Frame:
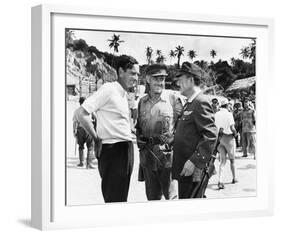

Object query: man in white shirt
[215,98,238,190]
[75,55,139,202]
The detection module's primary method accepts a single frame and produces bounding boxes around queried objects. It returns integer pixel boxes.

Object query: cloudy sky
[72,29,253,65]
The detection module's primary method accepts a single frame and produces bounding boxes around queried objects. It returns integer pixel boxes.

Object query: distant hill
[66,48,117,98]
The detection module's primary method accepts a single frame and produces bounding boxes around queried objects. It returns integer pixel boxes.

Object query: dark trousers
[142,167,174,200]
[178,176,200,199]
[98,141,134,203]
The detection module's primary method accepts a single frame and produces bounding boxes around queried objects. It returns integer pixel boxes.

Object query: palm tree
[194,60,208,71]
[107,34,124,53]
[156,55,166,64]
[175,46,185,68]
[240,47,249,59]
[156,50,162,57]
[210,49,217,61]
[145,46,153,65]
[230,57,236,66]
[188,50,197,62]
[169,50,176,64]
[249,39,256,64]
[155,50,164,64]
[107,34,124,66]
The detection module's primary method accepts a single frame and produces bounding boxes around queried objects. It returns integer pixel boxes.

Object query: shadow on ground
[243,188,256,192]
[237,164,256,170]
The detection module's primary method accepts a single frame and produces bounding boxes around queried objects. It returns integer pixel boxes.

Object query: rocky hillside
[66,48,117,98]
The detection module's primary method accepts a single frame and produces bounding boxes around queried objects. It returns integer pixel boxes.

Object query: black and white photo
[65,29,257,205]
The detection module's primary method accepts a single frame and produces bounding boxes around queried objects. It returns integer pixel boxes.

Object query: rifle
[190,134,221,198]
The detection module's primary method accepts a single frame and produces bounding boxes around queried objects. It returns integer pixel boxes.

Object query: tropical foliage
[107,34,124,53]
[210,49,217,60]
[175,46,185,68]
[66,32,256,95]
[187,50,197,61]
[145,46,153,65]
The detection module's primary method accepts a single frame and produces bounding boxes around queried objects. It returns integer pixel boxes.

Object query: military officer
[172,62,218,199]
[136,64,183,200]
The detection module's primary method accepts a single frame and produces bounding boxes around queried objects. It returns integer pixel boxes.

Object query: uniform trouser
[178,176,200,199]
[98,141,134,203]
[76,127,94,164]
[242,132,256,156]
[142,166,176,200]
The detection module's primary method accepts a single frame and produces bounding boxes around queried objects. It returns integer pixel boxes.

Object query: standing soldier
[233,102,243,148]
[240,99,256,158]
[172,62,217,199]
[73,97,95,168]
[136,64,184,201]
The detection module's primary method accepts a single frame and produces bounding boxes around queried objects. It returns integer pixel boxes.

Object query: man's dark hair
[221,104,228,109]
[116,55,138,76]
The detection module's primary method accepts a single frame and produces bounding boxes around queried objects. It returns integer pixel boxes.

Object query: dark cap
[176,62,208,80]
[146,64,168,77]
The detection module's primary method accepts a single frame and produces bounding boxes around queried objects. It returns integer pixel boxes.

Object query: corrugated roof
[226,76,255,92]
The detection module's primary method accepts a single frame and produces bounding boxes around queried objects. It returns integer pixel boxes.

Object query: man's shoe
[218,182,225,190]
[232,179,238,184]
[242,155,248,158]
[86,163,95,169]
[77,162,84,167]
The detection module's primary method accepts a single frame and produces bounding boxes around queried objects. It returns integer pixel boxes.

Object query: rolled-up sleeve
[82,84,110,114]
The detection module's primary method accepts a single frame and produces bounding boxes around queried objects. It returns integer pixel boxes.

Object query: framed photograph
[31,4,274,230]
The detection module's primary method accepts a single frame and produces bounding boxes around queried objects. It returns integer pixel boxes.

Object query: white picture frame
[31,4,274,230]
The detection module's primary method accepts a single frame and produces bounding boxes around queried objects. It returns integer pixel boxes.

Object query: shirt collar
[187,87,201,103]
[144,90,168,103]
[114,81,127,98]
[219,107,228,112]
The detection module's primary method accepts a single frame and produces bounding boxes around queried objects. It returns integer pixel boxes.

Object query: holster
[151,145,173,169]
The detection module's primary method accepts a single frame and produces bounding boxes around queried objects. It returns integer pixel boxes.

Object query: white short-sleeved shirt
[214,108,235,135]
[82,81,132,144]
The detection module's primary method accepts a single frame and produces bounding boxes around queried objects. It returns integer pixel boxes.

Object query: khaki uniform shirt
[136,90,184,170]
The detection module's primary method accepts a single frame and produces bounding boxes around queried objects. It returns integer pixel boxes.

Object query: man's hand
[180,160,195,176]
[136,139,146,149]
[94,137,102,159]
[160,132,174,145]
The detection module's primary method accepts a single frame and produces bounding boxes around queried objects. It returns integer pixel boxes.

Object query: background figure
[211,98,220,113]
[73,97,95,168]
[233,102,243,148]
[136,64,183,201]
[240,99,256,158]
[215,98,238,190]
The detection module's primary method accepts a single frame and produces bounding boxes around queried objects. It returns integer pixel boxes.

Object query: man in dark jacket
[172,62,218,199]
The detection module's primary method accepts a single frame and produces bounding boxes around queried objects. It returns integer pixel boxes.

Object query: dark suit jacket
[172,92,218,180]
